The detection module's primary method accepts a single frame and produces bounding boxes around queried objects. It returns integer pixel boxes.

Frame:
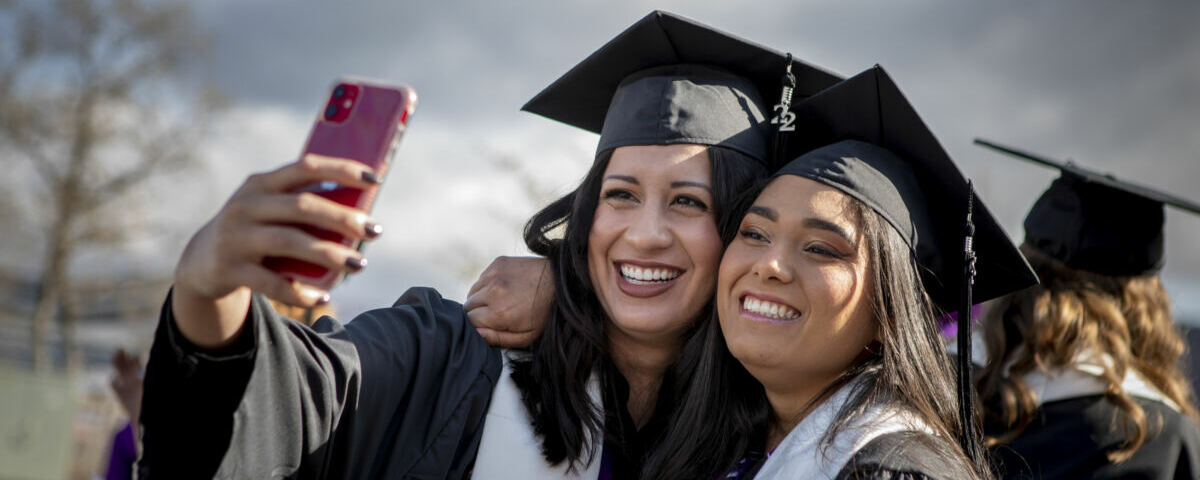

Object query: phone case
[263,78,417,290]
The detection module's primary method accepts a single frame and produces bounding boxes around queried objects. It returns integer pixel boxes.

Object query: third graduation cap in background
[522,10,841,166]
[975,138,1200,277]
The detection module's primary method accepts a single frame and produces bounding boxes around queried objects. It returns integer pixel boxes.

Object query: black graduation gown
[729,431,973,480]
[835,431,977,480]
[989,395,1200,479]
[137,287,502,479]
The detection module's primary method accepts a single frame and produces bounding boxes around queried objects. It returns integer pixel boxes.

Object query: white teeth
[620,264,682,284]
[742,296,800,320]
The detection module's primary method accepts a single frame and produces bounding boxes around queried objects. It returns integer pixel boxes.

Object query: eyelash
[602,189,636,202]
[739,227,767,243]
[739,228,848,259]
[674,195,709,211]
[601,189,709,211]
[805,243,846,259]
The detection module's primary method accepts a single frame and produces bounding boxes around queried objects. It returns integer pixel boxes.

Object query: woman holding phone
[138,11,839,479]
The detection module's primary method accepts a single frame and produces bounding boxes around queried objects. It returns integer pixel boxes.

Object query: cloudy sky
[159,1,1200,320]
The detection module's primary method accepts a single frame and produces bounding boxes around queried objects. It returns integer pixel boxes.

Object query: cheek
[684,222,723,310]
[587,209,617,282]
[716,244,748,297]
[716,244,753,327]
[810,265,876,355]
[684,220,723,274]
[811,265,862,309]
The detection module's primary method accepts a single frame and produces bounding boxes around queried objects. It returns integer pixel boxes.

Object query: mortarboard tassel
[770,53,798,165]
[958,180,979,464]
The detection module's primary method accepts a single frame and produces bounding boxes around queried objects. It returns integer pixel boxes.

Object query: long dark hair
[510,146,766,470]
[642,187,990,480]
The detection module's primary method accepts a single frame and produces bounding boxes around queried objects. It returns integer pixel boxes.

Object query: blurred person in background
[974,142,1200,479]
[105,349,142,480]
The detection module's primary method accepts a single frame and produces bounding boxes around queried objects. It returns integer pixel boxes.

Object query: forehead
[605,144,712,180]
[756,175,859,227]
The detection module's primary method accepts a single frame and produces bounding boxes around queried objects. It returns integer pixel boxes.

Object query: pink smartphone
[263,78,417,290]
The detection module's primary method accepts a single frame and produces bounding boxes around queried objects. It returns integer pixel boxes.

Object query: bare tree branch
[0,0,221,371]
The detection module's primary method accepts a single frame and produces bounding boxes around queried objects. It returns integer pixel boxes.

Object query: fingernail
[361,170,381,184]
[364,221,384,238]
[345,256,367,272]
[316,293,331,305]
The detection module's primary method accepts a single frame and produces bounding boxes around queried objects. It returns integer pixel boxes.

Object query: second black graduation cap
[522,10,841,166]
[773,66,1038,312]
[975,139,1200,276]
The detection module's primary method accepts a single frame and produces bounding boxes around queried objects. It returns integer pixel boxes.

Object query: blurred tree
[441,149,575,287]
[0,0,222,371]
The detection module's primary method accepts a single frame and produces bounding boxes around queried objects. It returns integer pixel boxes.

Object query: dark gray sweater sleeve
[137,287,501,479]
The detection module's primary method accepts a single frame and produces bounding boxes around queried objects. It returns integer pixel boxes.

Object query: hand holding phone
[263,78,418,290]
[170,78,415,347]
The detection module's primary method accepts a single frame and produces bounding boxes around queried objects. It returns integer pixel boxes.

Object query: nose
[752,245,794,284]
[622,203,673,251]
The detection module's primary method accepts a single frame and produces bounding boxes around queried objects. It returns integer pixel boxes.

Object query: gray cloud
[180,1,1200,319]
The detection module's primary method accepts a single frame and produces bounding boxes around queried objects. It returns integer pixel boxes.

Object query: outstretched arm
[142,155,502,477]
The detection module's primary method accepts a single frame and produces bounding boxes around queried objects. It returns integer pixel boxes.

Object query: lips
[739,292,801,324]
[615,261,683,298]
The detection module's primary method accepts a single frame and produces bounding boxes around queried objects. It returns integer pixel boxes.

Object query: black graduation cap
[974,139,1200,276]
[775,66,1038,312]
[522,10,842,166]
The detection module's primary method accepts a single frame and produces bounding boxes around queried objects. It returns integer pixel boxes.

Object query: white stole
[1019,350,1180,411]
[955,329,1178,411]
[472,352,603,479]
[752,378,932,479]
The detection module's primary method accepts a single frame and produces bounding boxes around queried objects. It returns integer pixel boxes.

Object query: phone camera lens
[333,86,346,99]
[324,103,339,120]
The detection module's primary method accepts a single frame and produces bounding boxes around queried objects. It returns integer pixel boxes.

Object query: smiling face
[588,144,723,348]
[717,175,879,392]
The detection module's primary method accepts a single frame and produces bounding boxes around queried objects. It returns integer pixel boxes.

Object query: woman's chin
[608,311,692,343]
[725,329,791,372]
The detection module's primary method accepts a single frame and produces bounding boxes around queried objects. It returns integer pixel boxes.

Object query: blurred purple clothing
[106,423,136,480]
[597,447,612,480]
[938,304,984,338]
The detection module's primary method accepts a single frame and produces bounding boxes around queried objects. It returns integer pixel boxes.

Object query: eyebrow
[745,205,858,247]
[602,175,713,193]
[804,218,858,249]
[747,205,778,221]
[671,180,712,193]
